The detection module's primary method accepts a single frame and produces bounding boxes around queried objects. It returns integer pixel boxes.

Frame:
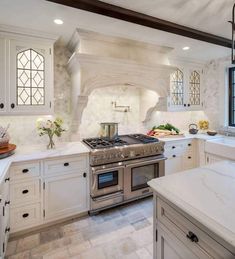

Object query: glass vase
[47,134,55,149]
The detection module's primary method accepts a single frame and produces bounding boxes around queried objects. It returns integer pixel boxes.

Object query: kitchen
[0,0,235,258]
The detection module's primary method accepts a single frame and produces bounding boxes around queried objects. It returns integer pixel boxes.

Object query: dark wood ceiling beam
[46,0,232,48]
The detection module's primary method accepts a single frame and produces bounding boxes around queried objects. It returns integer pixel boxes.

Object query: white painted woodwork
[10,203,42,232]
[0,27,55,115]
[164,140,195,175]
[155,197,234,258]
[0,36,7,114]
[44,155,88,177]
[44,173,89,221]
[10,180,41,206]
[10,161,41,181]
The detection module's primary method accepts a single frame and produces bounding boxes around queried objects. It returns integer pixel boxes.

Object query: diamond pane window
[170,69,184,105]
[17,49,45,106]
[189,71,200,105]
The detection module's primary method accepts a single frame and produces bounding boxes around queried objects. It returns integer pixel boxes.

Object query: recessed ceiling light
[182,46,190,50]
[54,19,63,25]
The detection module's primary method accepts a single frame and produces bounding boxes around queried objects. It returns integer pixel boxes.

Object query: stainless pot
[100,123,118,139]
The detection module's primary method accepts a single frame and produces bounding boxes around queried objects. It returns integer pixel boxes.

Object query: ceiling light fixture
[182,46,190,50]
[54,19,63,25]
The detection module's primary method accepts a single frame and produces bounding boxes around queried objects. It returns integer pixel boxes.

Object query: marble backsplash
[0,43,225,146]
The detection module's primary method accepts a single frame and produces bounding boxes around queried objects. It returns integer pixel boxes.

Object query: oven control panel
[90,142,164,166]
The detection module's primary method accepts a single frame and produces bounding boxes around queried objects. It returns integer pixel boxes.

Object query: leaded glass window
[171,69,184,105]
[189,71,200,105]
[17,49,45,106]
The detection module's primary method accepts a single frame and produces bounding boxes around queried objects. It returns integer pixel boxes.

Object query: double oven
[90,155,165,212]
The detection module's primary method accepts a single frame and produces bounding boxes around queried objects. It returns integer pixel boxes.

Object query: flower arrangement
[36,117,66,149]
[198,120,209,131]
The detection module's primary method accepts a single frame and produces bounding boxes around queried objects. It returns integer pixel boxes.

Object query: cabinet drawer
[10,162,40,180]
[10,180,40,205]
[157,199,234,258]
[44,155,88,177]
[10,203,41,232]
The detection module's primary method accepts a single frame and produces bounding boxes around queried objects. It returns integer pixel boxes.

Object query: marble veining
[148,160,235,251]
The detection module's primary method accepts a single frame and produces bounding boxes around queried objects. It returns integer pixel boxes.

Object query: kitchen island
[148,160,235,259]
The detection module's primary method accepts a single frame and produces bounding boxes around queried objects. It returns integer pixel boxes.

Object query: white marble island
[148,161,235,259]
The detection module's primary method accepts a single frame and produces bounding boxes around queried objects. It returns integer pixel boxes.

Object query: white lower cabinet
[206,153,224,165]
[8,153,89,235]
[0,173,10,258]
[44,172,89,221]
[155,198,234,259]
[165,139,196,175]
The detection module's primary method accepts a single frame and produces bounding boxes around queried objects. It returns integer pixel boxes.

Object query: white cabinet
[155,198,234,259]
[0,173,10,258]
[157,62,203,112]
[205,153,224,165]
[0,26,55,115]
[44,173,89,221]
[0,36,7,113]
[164,139,196,175]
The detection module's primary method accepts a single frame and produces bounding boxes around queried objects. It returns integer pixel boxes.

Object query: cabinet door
[8,40,53,114]
[169,68,186,111]
[0,37,7,113]
[44,173,89,221]
[165,156,182,175]
[187,69,203,110]
[156,225,201,259]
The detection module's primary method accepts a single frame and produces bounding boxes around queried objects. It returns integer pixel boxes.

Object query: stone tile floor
[6,197,154,259]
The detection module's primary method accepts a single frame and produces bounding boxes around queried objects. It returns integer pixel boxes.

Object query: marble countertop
[159,133,223,142]
[148,160,235,251]
[0,142,90,183]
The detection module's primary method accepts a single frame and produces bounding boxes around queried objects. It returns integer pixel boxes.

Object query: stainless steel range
[83,134,165,214]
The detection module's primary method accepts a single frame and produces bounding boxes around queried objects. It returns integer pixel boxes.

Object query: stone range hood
[67,29,176,138]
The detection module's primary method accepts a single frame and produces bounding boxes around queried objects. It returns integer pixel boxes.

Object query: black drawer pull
[188,143,191,146]
[22,213,29,218]
[22,169,29,173]
[64,162,69,167]
[188,156,192,159]
[4,177,10,182]
[22,189,29,194]
[0,103,4,109]
[186,231,199,243]
[5,227,10,233]
[83,172,87,178]
[188,104,191,107]
[172,146,176,149]
[5,201,10,206]
[11,103,15,109]
[184,104,186,107]
[172,155,176,158]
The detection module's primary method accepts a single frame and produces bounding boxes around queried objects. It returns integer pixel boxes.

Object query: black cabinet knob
[188,156,192,159]
[172,146,176,149]
[184,104,186,107]
[188,104,191,107]
[5,227,10,233]
[5,200,10,206]
[22,189,29,194]
[186,231,199,243]
[22,213,29,218]
[11,103,15,109]
[188,143,191,146]
[22,169,29,173]
[172,155,176,158]
[64,162,69,167]
[0,103,4,109]
[83,172,87,178]
[4,177,10,182]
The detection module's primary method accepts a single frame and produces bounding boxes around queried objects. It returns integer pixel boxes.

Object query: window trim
[229,67,235,127]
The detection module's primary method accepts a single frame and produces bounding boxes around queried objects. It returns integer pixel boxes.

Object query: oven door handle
[125,157,166,168]
[92,191,124,202]
[92,166,125,175]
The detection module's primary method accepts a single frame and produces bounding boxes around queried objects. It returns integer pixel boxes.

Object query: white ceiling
[0,0,232,62]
